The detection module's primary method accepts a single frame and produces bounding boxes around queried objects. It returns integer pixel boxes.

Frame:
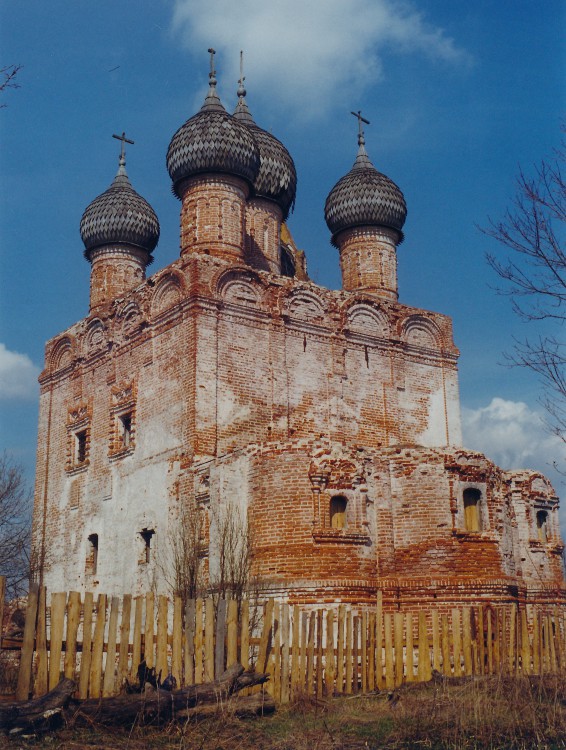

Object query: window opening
[537,510,548,543]
[463,488,481,532]
[76,430,87,463]
[88,533,98,575]
[280,245,296,278]
[120,413,132,448]
[330,495,348,530]
[140,528,155,563]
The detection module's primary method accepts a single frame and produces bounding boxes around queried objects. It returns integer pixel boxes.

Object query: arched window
[330,495,348,530]
[536,510,548,543]
[463,489,482,532]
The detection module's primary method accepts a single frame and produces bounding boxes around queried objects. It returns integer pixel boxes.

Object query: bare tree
[482,128,566,441]
[0,453,32,598]
[160,498,205,608]
[209,501,253,605]
[0,64,22,107]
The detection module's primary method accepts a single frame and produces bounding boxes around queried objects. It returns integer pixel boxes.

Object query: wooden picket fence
[6,581,566,702]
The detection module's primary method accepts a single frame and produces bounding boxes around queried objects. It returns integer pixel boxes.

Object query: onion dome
[324,112,407,245]
[166,49,260,198]
[233,55,297,220]
[80,134,160,258]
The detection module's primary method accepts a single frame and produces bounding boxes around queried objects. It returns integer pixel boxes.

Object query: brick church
[32,52,565,610]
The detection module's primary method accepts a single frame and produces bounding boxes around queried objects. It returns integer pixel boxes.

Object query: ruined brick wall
[32,236,565,606]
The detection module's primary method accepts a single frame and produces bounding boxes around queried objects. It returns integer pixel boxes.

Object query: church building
[32,52,566,611]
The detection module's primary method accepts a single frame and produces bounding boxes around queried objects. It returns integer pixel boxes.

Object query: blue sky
[1,1,565,529]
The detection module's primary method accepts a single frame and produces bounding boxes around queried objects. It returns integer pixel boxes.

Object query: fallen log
[69,664,271,726]
[178,692,276,721]
[0,678,76,735]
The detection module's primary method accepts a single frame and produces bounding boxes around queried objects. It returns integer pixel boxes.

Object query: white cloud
[0,344,40,400]
[461,397,565,483]
[170,0,470,119]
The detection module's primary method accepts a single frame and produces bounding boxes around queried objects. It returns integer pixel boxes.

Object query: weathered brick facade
[32,67,565,610]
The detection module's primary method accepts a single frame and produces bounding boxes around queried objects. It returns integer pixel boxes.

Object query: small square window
[463,488,482,532]
[536,510,548,543]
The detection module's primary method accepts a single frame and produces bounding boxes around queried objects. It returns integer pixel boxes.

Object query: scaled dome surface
[166,71,260,198]
[234,89,297,220]
[325,140,407,244]
[80,161,160,257]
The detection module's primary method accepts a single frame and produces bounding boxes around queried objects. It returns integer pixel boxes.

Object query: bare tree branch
[0,64,22,108]
[481,125,566,443]
[0,452,32,597]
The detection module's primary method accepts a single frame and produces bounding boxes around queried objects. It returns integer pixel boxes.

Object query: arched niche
[151,273,183,316]
[84,319,106,357]
[283,289,326,322]
[50,336,74,373]
[401,314,441,349]
[215,268,262,307]
[345,302,389,337]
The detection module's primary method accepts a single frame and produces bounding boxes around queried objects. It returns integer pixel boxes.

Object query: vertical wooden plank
[540,614,548,674]
[344,609,353,695]
[441,613,451,675]
[532,610,541,675]
[520,608,530,675]
[194,598,204,684]
[63,591,81,681]
[144,592,155,668]
[552,608,562,672]
[16,583,39,700]
[78,591,94,699]
[315,609,324,699]
[394,612,404,687]
[418,611,431,682]
[172,596,183,686]
[406,613,414,682]
[291,604,301,697]
[89,594,107,699]
[117,594,132,691]
[508,606,517,674]
[155,595,169,682]
[486,609,493,674]
[257,598,274,675]
[131,596,143,681]
[499,609,507,674]
[493,609,501,673]
[324,609,335,697]
[360,610,368,693]
[280,603,291,704]
[299,611,308,693]
[477,606,485,675]
[462,607,472,676]
[375,603,384,690]
[352,615,359,693]
[306,611,316,696]
[431,610,441,674]
[204,597,215,681]
[368,611,376,690]
[547,614,557,673]
[102,596,119,697]
[240,599,250,670]
[384,613,394,690]
[452,609,462,677]
[226,598,238,668]
[215,598,227,678]
[184,599,196,686]
[48,591,67,692]
[35,586,48,697]
[336,605,345,694]
[272,602,281,702]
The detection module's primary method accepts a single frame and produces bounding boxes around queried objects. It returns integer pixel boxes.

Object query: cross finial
[237,50,246,98]
[208,47,217,85]
[350,110,370,147]
[112,131,134,169]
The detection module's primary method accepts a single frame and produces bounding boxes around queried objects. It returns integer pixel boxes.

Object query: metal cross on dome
[350,110,370,147]
[112,131,134,164]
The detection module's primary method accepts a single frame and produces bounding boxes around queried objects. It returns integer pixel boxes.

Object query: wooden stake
[78,591,93,699]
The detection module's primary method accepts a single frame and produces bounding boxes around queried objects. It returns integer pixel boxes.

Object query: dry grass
[1,675,565,750]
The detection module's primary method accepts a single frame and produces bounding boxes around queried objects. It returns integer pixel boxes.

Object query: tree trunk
[0,677,76,735]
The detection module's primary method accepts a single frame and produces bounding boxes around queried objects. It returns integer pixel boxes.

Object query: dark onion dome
[80,153,160,258]
[233,73,297,221]
[166,56,260,199]
[324,128,407,246]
